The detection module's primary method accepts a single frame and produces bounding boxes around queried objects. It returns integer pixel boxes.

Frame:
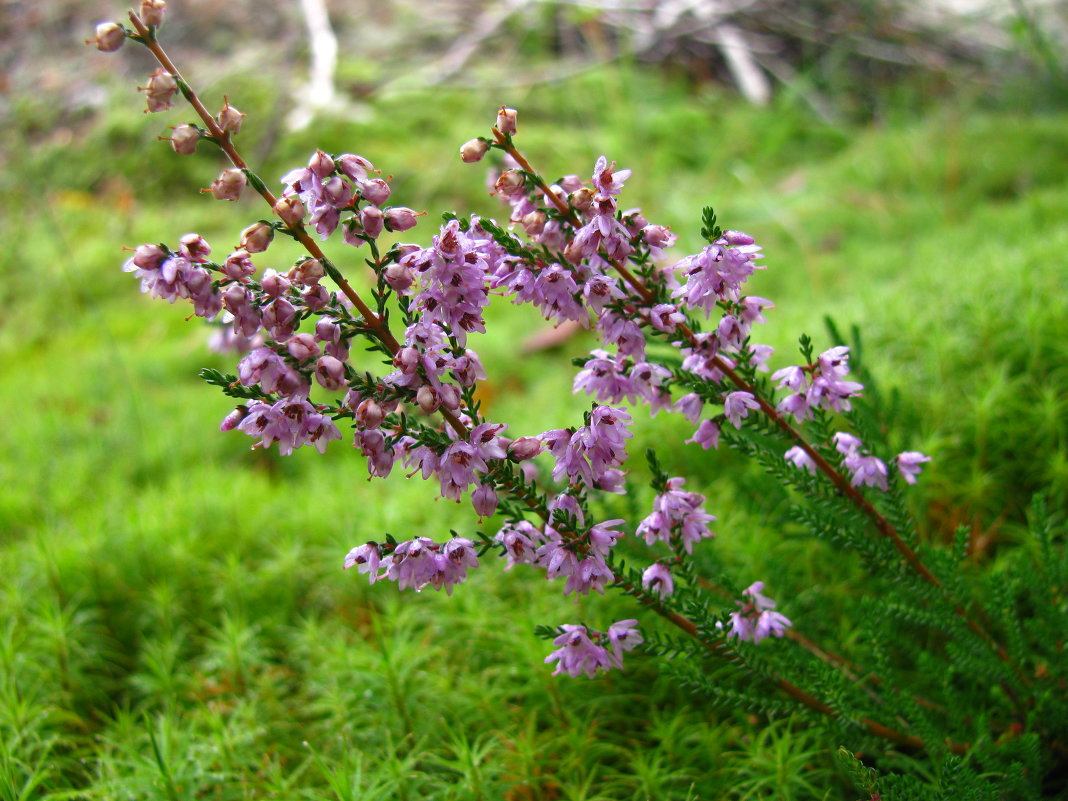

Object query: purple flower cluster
[773,346,864,422]
[123,236,221,319]
[544,619,642,678]
[636,477,716,553]
[236,397,341,455]
[344,536,478,595]
[726,582,792,643]
[541,406,632,492]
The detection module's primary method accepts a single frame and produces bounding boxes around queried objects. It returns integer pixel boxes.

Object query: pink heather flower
[471,483,498,518]
[807,347,864,412]
[381,536,478,595]
[641,563,674,597]
[587,518,625,558]
[772,365,807,392]
[726,581,792,643]
[896,451,931,484]
[343,543,382,583]
[592,156,631,197]
[687,419,721,450]
[673,393,704,425]
[833,432,863,455]
[605,619,643,666]
[354,429,395,477]
[723,391,759,429]
[846,453,889,491]
[784,446,816,474]
[140,68,177,112]
[573,350,635,404]
[236,398,340,456]
[544,625,613,678]
[494,520,541,569]
[649,303,685,333]
[438,441,489,502]
[637,477,716,554]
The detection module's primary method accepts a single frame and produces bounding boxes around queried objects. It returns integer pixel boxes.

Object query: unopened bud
[216,98,245,135]
[723,230,756,246]
[131,243,166,270]
[508,436,543,461]
[139,0,167,27]
[496,106,517,136]
[394,347,420,373]
[383,263,414,293]
[260,269,291,298]
[570,187,594,212]
[416,385,440,414]
[494,170,524,196]
[223,250,255,280]
[219,406,247,432]
[315,355,346,391]
[472,483,498,518]
[360,206,384,239]
[355,398,385,429]
[141,68,178,113]
[308,149,335,178]
[274,195,306,228]
[288,258,324,286]
[178,233,211,261]
[559,174,584,192]
[360,179,391,207]
[239,222,274,253]
[460,138,489,163]
[520,210,546,236]
[207,167,246,201]
[286,333,320,362]
[438,384,461,410]
[337,153,374,182]
[323,176,351,207]
[90,22,125,52]
[302,283,330,311]
[169,123,200,154]
[384,207,419,232]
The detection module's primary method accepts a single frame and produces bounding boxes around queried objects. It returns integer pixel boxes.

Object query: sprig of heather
[93,4,1013,754]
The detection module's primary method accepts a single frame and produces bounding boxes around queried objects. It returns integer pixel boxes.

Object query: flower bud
[494,170,524,196]
[394,347,420,373]
[314,318,341,344]
[642,224,675,249]
[360,179,391,207]
[286,333,320,362]
[360,206,384,239]
[723,230,756,246]
[384,207,419,232]
[90,22,125,52]
[437,384,461,410]
[139,0,167,27]
[131,243,166,270]
[520,210,546,236]
[495,106,517,135]
[472,483,498,518]
[570,187,594,211]
[508,436,543,461]
[141,68,178,113]
[260,269,291,298]
[336,153,374,182]
[355,398,385,429]
[274,195,305,228]
[239,222,274,254]
[559,174,584,192]
[216,98,245,135]
[169,123,200,154]
[308,149,335,178]
[219,406,247,432]
[288,258,324,286]
[222,250,255,281]
[302,283,331,311]
[207,167,246,201]
[460,138,489,163]
[416,385,440,414]
[383,262,414,293]
[178,233,211,261]
[323,176,351,207]
[315,355,346,391]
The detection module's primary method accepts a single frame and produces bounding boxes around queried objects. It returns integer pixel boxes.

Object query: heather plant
[86,4,1068,798]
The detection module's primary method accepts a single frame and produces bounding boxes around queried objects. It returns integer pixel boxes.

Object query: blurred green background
[2,1,1067,798]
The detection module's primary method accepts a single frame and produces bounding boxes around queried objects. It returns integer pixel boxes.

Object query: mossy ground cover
[2,62,1065,798]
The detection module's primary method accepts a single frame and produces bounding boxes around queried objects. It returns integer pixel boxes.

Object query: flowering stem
[495,131,1026,688]
[126,11,472,442]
